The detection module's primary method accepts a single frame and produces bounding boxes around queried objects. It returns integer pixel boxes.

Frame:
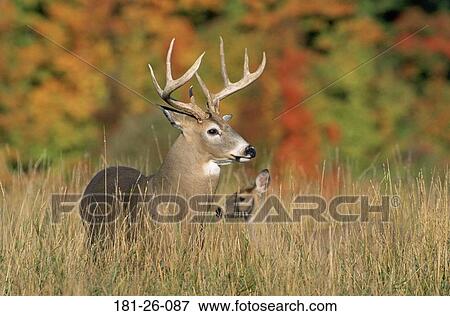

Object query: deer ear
[161,108,183,130]
[222,114,233,122]
[255,169,270,194]
[160,106,193,130]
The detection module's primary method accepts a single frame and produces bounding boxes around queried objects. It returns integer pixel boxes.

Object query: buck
[80,38,266,244]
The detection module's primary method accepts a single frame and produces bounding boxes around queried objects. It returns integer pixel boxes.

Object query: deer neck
[151,134,220,197]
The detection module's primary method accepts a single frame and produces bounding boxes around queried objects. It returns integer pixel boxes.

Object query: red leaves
[274,48,321,176]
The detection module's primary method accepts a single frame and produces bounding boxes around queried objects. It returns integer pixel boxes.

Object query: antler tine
[148,38,208,122]
[219,36,231,86]
[243,48,250,75]
[165,38,174,82]
[215,49,266,103]
[197,37,266,115]
[195,72,214,110]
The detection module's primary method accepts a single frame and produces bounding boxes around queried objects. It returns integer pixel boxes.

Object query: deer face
[148,37,265,167]
[162,109,256,165]
[216,169,271,219]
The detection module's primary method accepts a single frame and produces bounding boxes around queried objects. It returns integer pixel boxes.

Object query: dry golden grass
[0,159,448,295]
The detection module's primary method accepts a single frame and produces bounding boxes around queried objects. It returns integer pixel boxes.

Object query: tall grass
[0,157,448,295]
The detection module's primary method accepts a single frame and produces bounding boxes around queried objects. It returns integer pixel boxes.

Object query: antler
[195,37,266,114]
[148,39,209,122]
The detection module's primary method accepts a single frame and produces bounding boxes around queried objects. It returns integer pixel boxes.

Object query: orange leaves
[0,1,16,31]
[395,7,450,58]
[339,17,385,45]
[177,0,224,10]
[48,2,86,32]
[275,130,321,176]
[325,122,341,145]
[274,47,321,176]
[0,0,448,171]
[424,36,450,59]
[278,0,354,19]
[243,0,354,30]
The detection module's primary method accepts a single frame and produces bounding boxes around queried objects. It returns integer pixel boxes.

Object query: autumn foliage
[0,0,448,174]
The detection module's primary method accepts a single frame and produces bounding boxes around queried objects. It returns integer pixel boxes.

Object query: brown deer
[80,38,266,245]
[216,169,271,251]
[216,169,271,220]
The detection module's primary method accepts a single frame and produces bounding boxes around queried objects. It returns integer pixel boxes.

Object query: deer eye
[207,128,219,135]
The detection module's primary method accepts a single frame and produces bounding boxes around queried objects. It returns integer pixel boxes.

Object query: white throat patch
[203,161,220,176]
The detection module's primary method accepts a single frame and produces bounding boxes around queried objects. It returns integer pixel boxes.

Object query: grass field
[0,158,448,295]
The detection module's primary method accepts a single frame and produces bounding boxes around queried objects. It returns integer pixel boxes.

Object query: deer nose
[244,145,256,158]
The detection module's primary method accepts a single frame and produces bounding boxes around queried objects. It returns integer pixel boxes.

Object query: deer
[79,38,266,245]
[215,169,271,252]
[216,169,271,220]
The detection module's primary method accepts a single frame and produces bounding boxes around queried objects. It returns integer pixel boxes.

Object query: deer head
[216,169,271,219]
[148,38,266,166]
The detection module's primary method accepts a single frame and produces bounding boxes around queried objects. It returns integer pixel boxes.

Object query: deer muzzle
[231,145,256,162]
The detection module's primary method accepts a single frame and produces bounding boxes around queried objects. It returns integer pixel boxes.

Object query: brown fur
[80,112,253,246]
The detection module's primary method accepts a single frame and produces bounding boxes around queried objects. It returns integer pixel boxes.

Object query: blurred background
[0,0,449,180]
